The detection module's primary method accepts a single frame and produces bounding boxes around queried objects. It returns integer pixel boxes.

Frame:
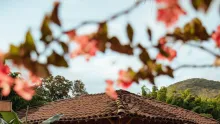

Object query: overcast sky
[0,0,220,94]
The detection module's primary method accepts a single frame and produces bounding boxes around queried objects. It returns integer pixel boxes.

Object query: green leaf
[8,118,15,124]
[21,57,50,78]
[50,2,61,26]
[0,118,7,124]
[42,114,63,124]
[98,22,108,36]
[24,30,36,51]
[6,45,22,64]
[126,23,134,42]
[138,44,150,64]
[0,111,22,124]
[60,42,69,54]
[48,51,68,67]
[35,63,50,78]
[166,18,209,42]
[167,67,174,78]
[8,45,19,56]
[191,0,212,12]
[41,15,53,43]
[95,23,108,52]
[109,37,133,55]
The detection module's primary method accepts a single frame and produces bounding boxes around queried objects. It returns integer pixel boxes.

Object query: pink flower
[157,46,177,61]
[156,0,186,27]
[0,51,5,62]
[70,35,98,60]
[29,72,42,86]
[105,80,117,99]
[212,26,220,48]
[0,63,13,96]
[117,70,134,89]
[65,30,76,41]
[156,0,178,5]
[159,37,167,45]
[14,79,35,101]
[0,62,40,100]
[0,74,13,96]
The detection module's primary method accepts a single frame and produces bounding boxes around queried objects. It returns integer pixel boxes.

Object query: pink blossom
[212,26,220,48]
[105,80,117,99]
[157,46,177,61]
[0,64,13,96]
[65,30,76,41]
[14,79,35,101]
[70,35,98,60]
[29,72,42,86]
[156,0,186,27]
[159,37,167,45]
[156,0,178,5]
[0,74,13,96]
[117,70,133,89]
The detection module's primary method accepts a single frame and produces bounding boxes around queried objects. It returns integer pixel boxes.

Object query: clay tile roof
[21,90,218,124]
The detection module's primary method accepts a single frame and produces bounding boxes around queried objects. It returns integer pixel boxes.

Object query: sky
[0,0,220,94]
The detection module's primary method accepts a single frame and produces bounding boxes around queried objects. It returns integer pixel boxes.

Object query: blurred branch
[174,64,218,70]
[65,0,145,31]
[186,43,220,58]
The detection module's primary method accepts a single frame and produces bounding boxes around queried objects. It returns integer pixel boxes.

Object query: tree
[40,75,73,101]
[141,86,220,120]
[0,0,219,100]
[72,80,88,97]
[151,86,158,99]
[157,87,167,102]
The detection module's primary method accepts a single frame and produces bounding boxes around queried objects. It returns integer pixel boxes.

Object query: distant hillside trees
[167,78,220,99]
[141,86,220,121]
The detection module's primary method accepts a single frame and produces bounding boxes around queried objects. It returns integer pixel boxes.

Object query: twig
[186,43,220,58]
[174,64,218,70]
[65,0,145,31]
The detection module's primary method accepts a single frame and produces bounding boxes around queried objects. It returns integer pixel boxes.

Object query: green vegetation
[0,111,22,124]
[141,85,220,121]
[0,111,62,124]
[167,78,220,99]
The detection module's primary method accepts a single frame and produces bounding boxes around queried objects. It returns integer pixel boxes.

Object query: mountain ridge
[167,78,220,98]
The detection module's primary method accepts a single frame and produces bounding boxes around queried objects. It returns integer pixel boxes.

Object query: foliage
[0,111,22,124]
[40,75,73,101]
[167,78,220,99]
[0,112,62,124]
[42,114,63,124]
[0,0,219,100]
[156,86,167,102]
[141,85,220,120]
[72,80,88,97]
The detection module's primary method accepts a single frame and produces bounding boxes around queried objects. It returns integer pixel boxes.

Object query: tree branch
[186,43,220,58]
[174,64,218,70]
[65,0,145,31]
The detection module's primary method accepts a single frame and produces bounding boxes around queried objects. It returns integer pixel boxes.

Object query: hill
[167,78,220,98]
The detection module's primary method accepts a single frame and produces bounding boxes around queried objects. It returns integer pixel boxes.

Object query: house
[19,90,218,124]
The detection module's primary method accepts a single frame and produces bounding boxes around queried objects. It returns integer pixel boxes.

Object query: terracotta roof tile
[20,90,218,124]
